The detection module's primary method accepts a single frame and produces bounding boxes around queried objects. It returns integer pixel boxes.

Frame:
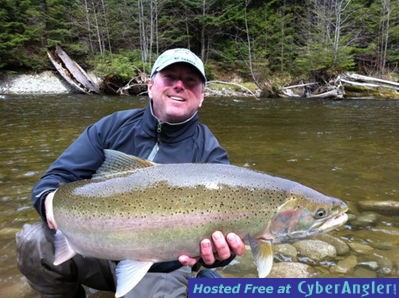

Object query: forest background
[1,0,399,88]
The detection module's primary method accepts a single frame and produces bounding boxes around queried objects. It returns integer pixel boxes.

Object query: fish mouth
[313,212,348,234]
[271,211,348,243]
[309,201,349,234]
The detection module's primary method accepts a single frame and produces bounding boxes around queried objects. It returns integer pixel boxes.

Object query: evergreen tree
[0,0,398,79]
[0,0,45,70]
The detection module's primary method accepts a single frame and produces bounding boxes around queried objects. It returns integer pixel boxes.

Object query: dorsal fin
[93,149,156,179]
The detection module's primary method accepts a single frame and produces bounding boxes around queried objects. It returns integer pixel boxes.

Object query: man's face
[148,63,205,123]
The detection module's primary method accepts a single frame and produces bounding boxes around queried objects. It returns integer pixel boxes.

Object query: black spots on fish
[102,204,113,213]
[174,209,192,216]
[166,205,174,212]
[247,201,256,209]
[264,189,286,204]
[68,205,80,213]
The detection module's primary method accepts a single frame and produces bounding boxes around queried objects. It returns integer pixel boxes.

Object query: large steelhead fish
[52,149,348,297]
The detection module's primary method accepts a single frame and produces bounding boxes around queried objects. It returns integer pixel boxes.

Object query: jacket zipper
[147,122,162,161]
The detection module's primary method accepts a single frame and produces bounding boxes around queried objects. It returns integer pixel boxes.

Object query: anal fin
[53,230,77,266]
[115,259,154,297]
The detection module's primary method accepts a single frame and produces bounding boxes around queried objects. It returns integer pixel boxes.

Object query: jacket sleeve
[32,117,111,222]
[196,124,229,164]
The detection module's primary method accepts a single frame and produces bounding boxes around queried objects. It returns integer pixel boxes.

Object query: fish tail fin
[248,235,274,278]
[53,230,77,265]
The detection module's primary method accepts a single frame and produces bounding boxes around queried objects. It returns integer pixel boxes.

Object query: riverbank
[2,70,399,100]
[0,71,259,97]
[0,71,77,94]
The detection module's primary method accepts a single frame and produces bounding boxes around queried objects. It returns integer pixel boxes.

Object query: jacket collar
[142,101,199,143]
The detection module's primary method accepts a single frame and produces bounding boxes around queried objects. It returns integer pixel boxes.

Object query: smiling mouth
[170,96,185,102]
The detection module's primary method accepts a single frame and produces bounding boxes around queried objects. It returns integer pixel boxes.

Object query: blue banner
[188,278,399,298]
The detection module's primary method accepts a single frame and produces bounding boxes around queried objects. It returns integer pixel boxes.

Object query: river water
[0,94,398,296]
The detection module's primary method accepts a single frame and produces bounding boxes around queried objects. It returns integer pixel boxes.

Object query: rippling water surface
[0,94,398,296]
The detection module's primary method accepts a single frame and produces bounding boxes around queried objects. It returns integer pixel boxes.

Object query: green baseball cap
[150,48,206,82]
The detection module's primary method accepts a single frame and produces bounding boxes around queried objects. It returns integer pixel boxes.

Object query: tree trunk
[100,0,112,55]
[377,0,391,77]
[244,0,257,85]
[200,0,206,61]
[84,0,94,53]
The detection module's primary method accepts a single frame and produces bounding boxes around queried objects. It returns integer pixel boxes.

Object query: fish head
[259,184,348,244]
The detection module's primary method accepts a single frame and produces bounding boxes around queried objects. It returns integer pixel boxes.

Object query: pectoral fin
[248,235,273,278]
[115,260,154,297]
[53,230,77,266]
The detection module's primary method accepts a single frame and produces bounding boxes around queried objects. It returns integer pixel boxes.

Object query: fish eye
[314,208,327,219]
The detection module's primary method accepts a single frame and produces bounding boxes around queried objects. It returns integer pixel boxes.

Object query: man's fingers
[180,232,245,268]
[212,231,231,261]
[200,238,215,265]
[178,255,199,266]
[226,233,245,255]
[45,191,57,230]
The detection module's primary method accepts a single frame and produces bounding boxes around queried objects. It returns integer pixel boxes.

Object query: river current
[0,94,398,296]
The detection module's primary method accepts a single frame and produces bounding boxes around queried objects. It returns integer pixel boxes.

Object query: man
[16,48,245,297]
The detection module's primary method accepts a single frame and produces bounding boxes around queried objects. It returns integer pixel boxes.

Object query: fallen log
[342,73,399,90]
[339,78,382,89]
[279,82,344,99]
[100,66,148,96]
[47,45,100,94]
[116,66,148,95]
[116,78,147,96]
[279,88,301,98]
[282,82,317,89]
[338,73,399,99]
[279,73,399,99]
[306,87,344,99]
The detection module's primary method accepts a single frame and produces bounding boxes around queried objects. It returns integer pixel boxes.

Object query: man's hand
[44,191,57,230]
[178,231,245,266]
